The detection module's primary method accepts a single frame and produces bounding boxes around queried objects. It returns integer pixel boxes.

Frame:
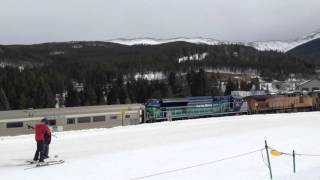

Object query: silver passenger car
[0,104,144,136]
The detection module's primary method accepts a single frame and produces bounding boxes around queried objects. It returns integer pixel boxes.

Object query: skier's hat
[41,118,49,124]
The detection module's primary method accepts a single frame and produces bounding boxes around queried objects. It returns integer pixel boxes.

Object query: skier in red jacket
[33,118,51,163]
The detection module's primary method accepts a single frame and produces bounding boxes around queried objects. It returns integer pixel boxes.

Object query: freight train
[245,92,320,113]
[0,92,319,136]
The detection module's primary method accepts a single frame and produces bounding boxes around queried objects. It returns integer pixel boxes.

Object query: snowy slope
[107,31,320,52]
[1,112,320,180]
[178,52,209,63]
[108,37,226,46]
[249,31,320,52]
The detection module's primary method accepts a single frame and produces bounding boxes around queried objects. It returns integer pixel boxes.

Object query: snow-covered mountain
[108,37,227,46]
[249,31,320,52]
[107,31,320,52]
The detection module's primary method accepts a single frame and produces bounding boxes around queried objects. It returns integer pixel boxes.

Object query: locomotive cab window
[7,122,23,128]
[125,114,130,118]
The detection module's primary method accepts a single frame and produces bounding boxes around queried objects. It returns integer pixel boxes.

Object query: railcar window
[110,115,118,120]
[67,118,75,124]
[7,122,23,128]
[48,120,56,126]
[125,115,130,118]
[93,116,106,122]
[77,117,91,123]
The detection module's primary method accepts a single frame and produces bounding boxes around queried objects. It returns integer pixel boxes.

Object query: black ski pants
[44,143,50,158]
[33,141,45,162]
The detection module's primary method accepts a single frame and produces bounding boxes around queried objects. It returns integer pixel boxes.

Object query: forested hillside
[0,42,316,110]
[288,38,320,61]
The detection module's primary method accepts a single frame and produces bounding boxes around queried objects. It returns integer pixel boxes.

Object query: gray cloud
[0,0,319,44]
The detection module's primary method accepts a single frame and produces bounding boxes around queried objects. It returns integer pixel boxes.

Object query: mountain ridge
[107,31,320,52]
[288,38,320,60]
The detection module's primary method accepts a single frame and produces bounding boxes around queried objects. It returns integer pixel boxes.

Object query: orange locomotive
[246,92,320,114]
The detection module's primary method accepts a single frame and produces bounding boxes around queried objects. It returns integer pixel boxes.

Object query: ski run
[1,112,320,180]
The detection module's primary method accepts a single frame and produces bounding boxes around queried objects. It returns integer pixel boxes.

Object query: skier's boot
[37,160,46,167]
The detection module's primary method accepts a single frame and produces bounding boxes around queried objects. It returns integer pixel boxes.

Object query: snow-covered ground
[134,72,166,80]
[108,37,225,46]
[1,112,320,180]
[178,52,209,63]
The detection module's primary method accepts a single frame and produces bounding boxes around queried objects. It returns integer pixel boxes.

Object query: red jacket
[44,127,52,144]
[35,124,50,142]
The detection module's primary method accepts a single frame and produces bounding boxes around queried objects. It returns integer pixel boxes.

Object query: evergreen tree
[83,86,97,106]
[18,93,27,109]
[251,78,260,90]
[0,88,10,110]
[125,95,132,104]
[119,87,127,104]
[107,84,119,105]
[95,87,106,105]
[224,78,237,95]
[168,72,177,93]
[197,69,208,95]
[189,69,208,96]
[65,84,81,107]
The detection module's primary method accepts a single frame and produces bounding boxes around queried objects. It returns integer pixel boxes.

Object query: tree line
[0,65,258,110]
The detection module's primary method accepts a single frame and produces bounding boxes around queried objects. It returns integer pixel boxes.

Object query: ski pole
[27,124,35,129]
[52,134,58,139]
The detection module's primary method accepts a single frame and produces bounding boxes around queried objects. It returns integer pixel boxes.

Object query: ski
[24,160,65,170]
[25,160,37,165]
[24,155,59,165]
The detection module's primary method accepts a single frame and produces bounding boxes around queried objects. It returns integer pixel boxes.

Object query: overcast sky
[0,0,319,44]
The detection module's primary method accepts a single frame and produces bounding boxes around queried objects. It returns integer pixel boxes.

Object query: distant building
[231,91,266,98]
[296,78,320,92]
[259,75,306,94]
